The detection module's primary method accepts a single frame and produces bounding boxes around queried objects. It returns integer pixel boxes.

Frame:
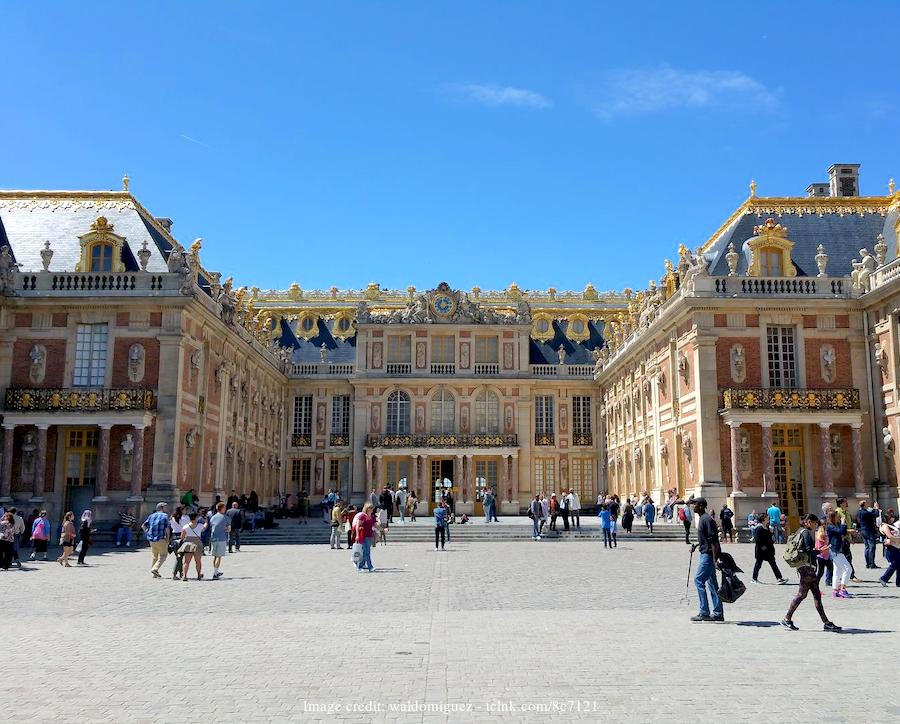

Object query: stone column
[761,422,775,496]
[409,454,418,497]
[851,423,865,496]
[129,424,146,500]
[455,454,464,500]
[509,454,518,502]
[728,421,744,495]
[365,454,373,491]
[819,422,834,496]
[0,424,13,501]
[94,424,111,501]
[32,424,49,501]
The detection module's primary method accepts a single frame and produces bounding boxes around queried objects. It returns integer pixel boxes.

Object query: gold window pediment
[76,216,127,273]
[566,313,590,342]
[531,312,554,342]
[746,217,796,278]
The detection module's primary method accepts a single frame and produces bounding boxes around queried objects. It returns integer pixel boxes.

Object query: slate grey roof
[706,206,898,277]
[529,319,605,364]
[0,193,172,273]
[282,318,357,363]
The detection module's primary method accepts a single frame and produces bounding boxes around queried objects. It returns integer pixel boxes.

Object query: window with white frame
[386,390,411,434]
[474,336,498,363]
[293,395,312,436]
[572,396,591,438]
[535,395,554,435]
[474,389,500,434]
[387,335,411,363]
[73,323,108,387]
[431,335,455,363]
[331,395,350,436]
[767,326,797,388]
[430,389,455,433]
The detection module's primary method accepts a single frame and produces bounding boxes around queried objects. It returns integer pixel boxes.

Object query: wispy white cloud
[584,66,779,119]
[180,133,211,148]
[449,82,551,109]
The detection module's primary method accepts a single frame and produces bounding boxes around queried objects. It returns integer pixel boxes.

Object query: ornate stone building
[595,164,900,529]
[2,163,899,526]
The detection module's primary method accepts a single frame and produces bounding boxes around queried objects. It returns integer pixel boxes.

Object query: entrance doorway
[773,425,806,532]
[64,428,98,522]
[474,458,498,516]
[430,458,454,512]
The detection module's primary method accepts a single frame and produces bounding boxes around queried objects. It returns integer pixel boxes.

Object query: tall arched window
[430,389,455,434]
[386,390,410,434]
[90,243,114,272]
[475,389,499,434]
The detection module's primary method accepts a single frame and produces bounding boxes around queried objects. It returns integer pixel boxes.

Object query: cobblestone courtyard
[3,538,898,723]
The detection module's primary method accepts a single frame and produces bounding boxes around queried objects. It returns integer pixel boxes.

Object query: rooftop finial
[122,173,130,191]
[889,178,896,195]
[749,179,757,198]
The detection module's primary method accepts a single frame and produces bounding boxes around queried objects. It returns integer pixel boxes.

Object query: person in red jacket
[353,503,376,572]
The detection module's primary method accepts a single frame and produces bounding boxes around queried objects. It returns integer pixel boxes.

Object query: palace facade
[1,163,899,526]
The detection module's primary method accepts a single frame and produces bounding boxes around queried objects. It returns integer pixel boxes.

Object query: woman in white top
[179,512,206,581]
[169,506,185,579]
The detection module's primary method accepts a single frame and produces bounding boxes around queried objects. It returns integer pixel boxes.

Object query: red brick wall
[804,339,852,388]
[746,314,759,328]
[714,314,726,328]
[111,338,160,388]
[12,339,67,387]
[150,312,162,328]
[52,313,67,328]
[835,315,849,328]
[116,312,130,327]
[716,337,761,388]
[15,313,31,328]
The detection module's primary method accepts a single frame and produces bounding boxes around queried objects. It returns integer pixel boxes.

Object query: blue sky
[2,1,898,293]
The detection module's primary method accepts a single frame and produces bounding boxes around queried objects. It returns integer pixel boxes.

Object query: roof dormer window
[89,242,114,272]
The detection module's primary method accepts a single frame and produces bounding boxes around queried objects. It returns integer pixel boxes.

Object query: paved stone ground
[2,538,898,723]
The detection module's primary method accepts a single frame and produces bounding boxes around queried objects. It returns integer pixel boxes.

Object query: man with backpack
[781,514,841,632]
[679,502,692,544]
[690,498,724,623]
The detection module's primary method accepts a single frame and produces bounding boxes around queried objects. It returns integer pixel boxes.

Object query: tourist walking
[644,499,656,534]
[781,514,841,631]
[622,498,634,534]
[179,512,206,580]
[141,502,171,578]
[0,512,15,570]
[856,500,880,569]
[560,492,570,531]
[599,504,613,548]
[226,502,243,552]
[344,505,357,548]
[719,504,735,543]
[377,505,388,545]
[434,501,448,550]
[396,486,408,523]
[489,487,499,522]
[116,507,136,547]
[766,502,783,544]
[539,494,549,535]
[691,498,724,623]
[299,487,309,524]
[679,502,692,544]
[170,506,186,580]
[9,508,24,568]
[29,510,50,561]
[826,511,852,598]
[209,502,229,579]
[568,489,581,530]
[751,516,787,584]
[529,495,542,541]
[57,512,76,567]
[483,488,494,524]
[407,492,417,522]
[77,510,95,565]
[330,501,344,549]
[815,517,833,587]
[835,497,858,582]
[354,503,376,570]
[879,519,900,587]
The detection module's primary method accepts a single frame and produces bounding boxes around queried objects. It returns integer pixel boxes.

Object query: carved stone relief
[820,344,836,384]
[21,431,36,478]
[128,344,146,383]
[503,343,514,370]
[28,344,46,385]
[120,433,135,479]
[560,404,568,432]
[316,401,326,434]
[460,404,470,432]
[372,341,383,369]
[415,404,425,432]
[459,342,470,369]
[830,431,842,473]
[739,430,751,475]
[504,405,514,433]
[730,344,746,384]
[371,404,381,433]
[415,342,426,369]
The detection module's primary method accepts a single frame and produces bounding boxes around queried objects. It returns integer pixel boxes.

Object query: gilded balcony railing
[292,433,312,447]
[329,433,350,447]
[4,387,156,412]
[572,432,593,446]
[721,387,860,411]
[534,432,554,446]
[365,433,518,448]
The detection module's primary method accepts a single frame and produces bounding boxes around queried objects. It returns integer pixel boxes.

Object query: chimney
[806,183,829,198]
[155,217,173,232]
[827,164,860,197]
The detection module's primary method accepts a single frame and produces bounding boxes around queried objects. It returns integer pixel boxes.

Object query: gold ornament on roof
[91,216,113,232]
[890,178,896,195]
[749,179,757,197]
[753,217,788,238]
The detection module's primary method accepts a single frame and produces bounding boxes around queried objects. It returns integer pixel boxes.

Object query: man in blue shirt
[767,503,783,544]
[691,498,724,623]
[141,502,171,578]
[434,502,448,550]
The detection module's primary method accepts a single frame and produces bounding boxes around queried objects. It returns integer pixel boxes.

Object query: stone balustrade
[365,433,518,449]
[16,271,181,296]
[5,387,156,412]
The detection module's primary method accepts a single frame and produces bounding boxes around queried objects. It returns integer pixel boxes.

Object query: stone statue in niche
[189,349,201,382]
[21,431,36,477]
[128,344,146,383]
[415,405,425,432]
[730,344,746,384]
[559,456,568,485]
[120,433,135,478]
[225,441,234,459]
[820,344,836,384]
[460,404,469,432]
[416,342,426,369]
[316,402,326,434]
[830,431,843,473]
[557,345,566,365]
[739,431,751,475]
[874,343,887,378]
[320,343,328,364]
[504,405,514,433]
[214,362,226,387]
[185,428,197,449]
[371,404,381,433]
[315,457,324,485]
[677,352,689,384]
[883,426,895,458]
[681,431,693,478]
[28,345,47,384]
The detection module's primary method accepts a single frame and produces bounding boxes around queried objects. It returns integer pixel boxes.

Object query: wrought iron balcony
[292,433,312,447]
[5,387,156,412]
[721,387,860,411]
[572,433,593,446]
[366,433,518,448]
[329,433,350,447]
[534,432,554,446]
